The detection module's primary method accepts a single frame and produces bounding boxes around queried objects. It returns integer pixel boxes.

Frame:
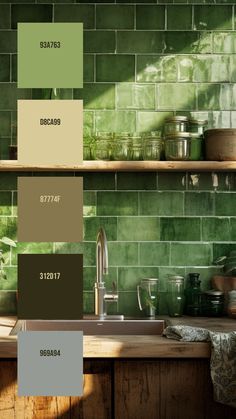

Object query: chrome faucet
[94,228,121,320]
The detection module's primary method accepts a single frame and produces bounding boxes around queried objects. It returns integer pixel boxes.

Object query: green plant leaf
[0,237,16,247]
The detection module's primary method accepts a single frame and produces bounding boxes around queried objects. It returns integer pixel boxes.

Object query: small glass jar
[113,132,131,161]
[95,132,112,161]
[165,132,190,161]
[164,116,188,135]
[143,131,162,160]
[166,276,185,317]
[203,290,224,317]
[130,133,143,160]
[188,119,208,135]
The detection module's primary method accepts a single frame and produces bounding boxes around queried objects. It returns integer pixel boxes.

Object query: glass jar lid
[165,116,188,123]
[188,118,208,125]
[141,278,159,283]
[168,275,184,282]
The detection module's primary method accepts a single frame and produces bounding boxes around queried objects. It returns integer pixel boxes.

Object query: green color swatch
[18,23,83,88]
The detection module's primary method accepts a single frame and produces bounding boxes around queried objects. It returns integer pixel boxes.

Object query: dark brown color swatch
[17,177,83,242]
[18,254,83,320]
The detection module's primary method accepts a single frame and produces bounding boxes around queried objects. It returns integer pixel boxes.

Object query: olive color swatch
[17,177,83,242]
[18,254,83,320]
[18,100,83,165]
[18,23,83,88]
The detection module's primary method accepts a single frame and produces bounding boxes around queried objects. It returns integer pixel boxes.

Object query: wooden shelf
[0,160,236,172]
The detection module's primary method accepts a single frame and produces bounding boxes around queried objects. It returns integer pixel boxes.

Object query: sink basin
[10,318,165,336]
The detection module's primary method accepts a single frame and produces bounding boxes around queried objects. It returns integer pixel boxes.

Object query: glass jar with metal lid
[203,290,224,317]
[165,132,190,161]
[188,118,208,135]
[166,276,185,317]
[130,133,143,160]
[164,116,188,135]
[143,131,162,160]
[95,132,113,160]
[113,132,131,161]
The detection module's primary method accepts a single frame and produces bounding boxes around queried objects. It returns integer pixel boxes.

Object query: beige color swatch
[18,100,83,165]
[18,177,83,242]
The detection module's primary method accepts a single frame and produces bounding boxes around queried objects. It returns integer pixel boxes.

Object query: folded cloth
[163,325,236,408]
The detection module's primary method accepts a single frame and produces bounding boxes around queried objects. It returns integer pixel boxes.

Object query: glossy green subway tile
[0,291,16,315]
[184,192,214,215]
[84,55,94,83]
[167,6,192,30]
[117,84,155,110]
[213,32,236,54]
[158,84,197,111]
[96,55,135,82]
[12,54,17,83]
[202,217,231,241]
[54,242,82,255]
[54,4,94,28]
[213,243,236,260]
[83,291,94,315]
[83,266,117,291]
[0,5,10,29]
[229,219,236,239]
[0,138,10,159]
[0,192,11,215]
[197,83,231,111]
[0,31,17,53]
[0,112,11,137]
[0,54,10,82]
[161,217,201,241]
[117,217,160,241]
[12,242,53,266]
[136,111,172,133]
[96,5,134,29]
[118,291,140,317]
[32,89,73,100]
[0,0,35,3]
[0,268,17,291]
[187,173,229,191]
[117,172,156,190]
[0,84,31,110]
[117,0,156,2]
[56,242,95,266]
[84,217,117,241]
[164,31,212,54]
[194,5,232,31]
[83,173,115,190]
[158,173,187,190]
[83,111,94,136]
[97,192,138,216]
[83,191,96,216]
[11,4,52,29]
[215,193,236,215]
[13,192,17,217]
[140,242,170,266]
[118,267,159,291]
[108,242,139,266]
[171,243,212,266]
[117,31,164,54]
[95,111,136,133]
[136,6,165,30]
[192,55,230,83]
[84,31,116,53]
[137,56,177,83]
[139,192,184,216]
[74,83,115,110]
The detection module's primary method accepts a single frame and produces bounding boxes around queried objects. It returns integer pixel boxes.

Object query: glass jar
[165,132,190,161]
[113,132,131,161]
[166,276,185,317]
[137,278,159,318]
[143,131,162,160]
[203,290,224,317]
[164,116,188,135]
[95,132,112,161]
[188,119,208,135]
[185,273,202,316]
[130,133,143,160]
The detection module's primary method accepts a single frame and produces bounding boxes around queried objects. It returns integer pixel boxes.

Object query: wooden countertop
[0,316,235,359]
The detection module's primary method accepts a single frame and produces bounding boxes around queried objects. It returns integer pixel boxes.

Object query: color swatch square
[18,253,83,320]
[18,331,83,396]
[18,23,83,88]
[18,100,83,166]
[17,177,83,242]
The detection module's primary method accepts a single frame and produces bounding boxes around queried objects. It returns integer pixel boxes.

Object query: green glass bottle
[185,273,202,316]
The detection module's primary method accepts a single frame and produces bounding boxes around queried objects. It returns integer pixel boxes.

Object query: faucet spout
[96,227,108,283]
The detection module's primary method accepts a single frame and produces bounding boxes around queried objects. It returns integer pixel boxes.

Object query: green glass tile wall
[0,2,236,315]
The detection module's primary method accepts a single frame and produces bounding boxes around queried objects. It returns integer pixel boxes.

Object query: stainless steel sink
[10,318,165,336]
